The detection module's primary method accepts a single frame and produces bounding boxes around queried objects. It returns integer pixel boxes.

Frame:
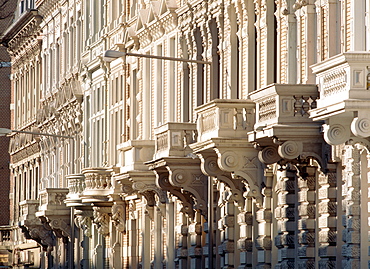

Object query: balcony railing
[310,52,370,120]
[81,167,119,203]
[0,226,12,247]
[154,122,196,159]
[19,200,39,224]
[65,174,85,207]
[248,84,319,141]
[37,188,70,216]
[195,99,255,142]
[117,140,155,173]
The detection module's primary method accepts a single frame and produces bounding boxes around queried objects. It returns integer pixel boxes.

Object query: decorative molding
[112,203,126,233]
[93,207,111,236]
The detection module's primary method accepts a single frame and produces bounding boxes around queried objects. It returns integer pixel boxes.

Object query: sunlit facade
[2,0,370,268]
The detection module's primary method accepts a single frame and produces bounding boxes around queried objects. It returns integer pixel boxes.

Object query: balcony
[0,226,12,247]
[196,99,255,143]
[19,200,39,227]
[154,122,196,159]
[37,188,70,216]
[117,140,155,173]
[36,188,71,238]
[310,52,370,144]
[81,167,119,204]
[248,84,319,143]
[310,52,370,121]
[65,174,85,207]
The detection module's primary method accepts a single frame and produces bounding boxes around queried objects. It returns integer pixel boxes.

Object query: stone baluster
[275,165,296,268]
[297,165,316,268]
[317,164,337,268]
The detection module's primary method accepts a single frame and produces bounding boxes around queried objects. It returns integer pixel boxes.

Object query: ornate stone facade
[3,0,370,268]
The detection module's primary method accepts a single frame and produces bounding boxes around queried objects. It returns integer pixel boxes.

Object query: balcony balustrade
[118,140,155,173]
[37,188,70,217]
[19,200,39,227]
[310,52,370,120]
[65,174,85,207]
[81,167,119,203]
[196,99,255,142]
[310,52,370,144]
[154,122,196,159]
[248,84,319,142]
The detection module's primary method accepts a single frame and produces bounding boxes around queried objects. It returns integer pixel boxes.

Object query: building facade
[1,0,370,268]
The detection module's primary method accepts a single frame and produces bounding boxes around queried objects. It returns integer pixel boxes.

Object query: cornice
[0,9,42,48]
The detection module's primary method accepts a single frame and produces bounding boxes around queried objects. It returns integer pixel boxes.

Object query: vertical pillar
[176,210,188,269]
[188,212,203,268]
[317,164,337,268]
[255,168,273,268]
[254,0,276,89]
[166,199,175,268]
[154,204,163,268]
[275,165,296,268]
[218,193,235,268]
[238,197,253,268]
[342,145,361,268]
[297,165,316,268]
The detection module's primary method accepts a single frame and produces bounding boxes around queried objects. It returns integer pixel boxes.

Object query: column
[297,165,316,268]
[317,164,337,268]
[275,165,296,267]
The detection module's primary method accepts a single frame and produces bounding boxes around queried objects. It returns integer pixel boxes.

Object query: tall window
[155,44,163,127]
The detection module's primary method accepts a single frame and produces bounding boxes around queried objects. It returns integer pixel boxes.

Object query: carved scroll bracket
[165,158,208,217]
[21,220,55,252]
[42,216,72,239]
[195,150,247,208]
[93,207,111,236]
[75,208,93,237]
[115,171,167,207]
[152,166,195,220]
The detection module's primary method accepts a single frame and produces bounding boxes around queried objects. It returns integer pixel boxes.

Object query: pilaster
[296,165,316,268]
[274,166,296,268]
[317,164,337,268]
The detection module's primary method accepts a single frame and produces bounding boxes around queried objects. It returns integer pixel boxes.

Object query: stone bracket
[155,168,196,219]
[93,207,111,236]
[20,220,55,252]
[42,216,72,239]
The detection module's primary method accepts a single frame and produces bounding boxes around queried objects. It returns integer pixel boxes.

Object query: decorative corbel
[112,203,126,233]
[75,209,93,237]
[26,221,55,253]
[156,171,195,220]
[93,207,111,236]
[46,217,72,238]
[164,158,208,218]
[198,151,246,207]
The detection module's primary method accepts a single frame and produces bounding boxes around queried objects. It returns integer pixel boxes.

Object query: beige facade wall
[3,0,370,268]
